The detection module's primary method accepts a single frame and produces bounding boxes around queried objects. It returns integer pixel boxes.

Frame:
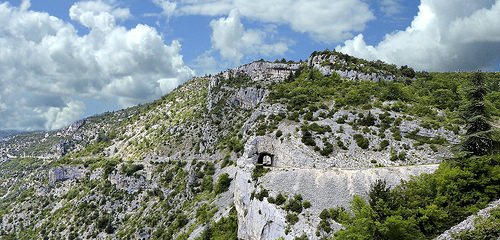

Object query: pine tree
[460,71,499,156]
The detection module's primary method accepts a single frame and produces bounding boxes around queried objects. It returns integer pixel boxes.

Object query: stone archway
[257,152,274,167]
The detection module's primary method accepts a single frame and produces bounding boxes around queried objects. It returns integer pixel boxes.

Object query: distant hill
[0,130,36,140]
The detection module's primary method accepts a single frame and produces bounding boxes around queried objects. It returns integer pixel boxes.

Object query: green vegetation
[198,207,238,240]
[353,134,369,149]
[268,61,500,126]
[334,155,500,239]
[460,72,500,156]
[457,205,500,240]
[251,165,271,181]
[121,163,144,176]
[214,173,232,195]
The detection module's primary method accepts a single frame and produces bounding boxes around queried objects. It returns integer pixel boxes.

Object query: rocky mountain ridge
[0,51,497,240]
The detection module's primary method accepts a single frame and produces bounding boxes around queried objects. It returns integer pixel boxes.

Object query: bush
[392,130,402,141]
[286,213,299,225]
[379,140,390,150]
[214,173,232,194]
[319,209,331,219]
[318,219,332,233]
[301,130,316,146]
[353,134,369,149]
[256,189,269,201]
[458,206,500,240]
[199,207,238,240]
[275,130,283,138]
[285,195,304,214]
[275,193,286,205]
[252,166,271,181]
[320,141,334,156]
[201,176,213,192]
[121,163,144,176]
[430,144,438,152]
[337,137,348,150]
[358,112,376,126]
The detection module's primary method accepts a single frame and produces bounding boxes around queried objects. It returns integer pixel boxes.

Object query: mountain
[0,50,499,240]
[0,130,37,141]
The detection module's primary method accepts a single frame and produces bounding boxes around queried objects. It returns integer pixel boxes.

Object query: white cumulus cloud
[337,0,500,71]
[0,1,194,130]
[209,9,288,65]
[157,0,375,43]
[380,0,403,16]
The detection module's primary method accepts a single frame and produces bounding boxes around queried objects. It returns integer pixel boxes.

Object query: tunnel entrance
[257,152,274,167]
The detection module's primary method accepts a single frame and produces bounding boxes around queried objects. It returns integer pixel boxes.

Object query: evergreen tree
[460,71,499,156]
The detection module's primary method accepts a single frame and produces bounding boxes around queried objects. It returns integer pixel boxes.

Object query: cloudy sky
[0,0,499,131]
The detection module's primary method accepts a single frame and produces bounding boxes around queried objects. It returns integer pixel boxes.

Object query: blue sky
[0,0,499,130]
[10,0,420,72]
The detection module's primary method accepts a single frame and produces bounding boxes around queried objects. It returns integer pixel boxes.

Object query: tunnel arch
[257,152,274,167]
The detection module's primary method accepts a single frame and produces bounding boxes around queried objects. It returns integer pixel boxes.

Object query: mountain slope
[0,51,499,240]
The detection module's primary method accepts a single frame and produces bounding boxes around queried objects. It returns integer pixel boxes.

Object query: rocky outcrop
[235,137,440,239]
[308,54,398,82]
[231,87,269,109]
[222,61,301,82]
[48,166,86,184]
[109,172,157,194]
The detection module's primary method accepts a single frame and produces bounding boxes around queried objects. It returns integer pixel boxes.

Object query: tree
[460,72,499,156]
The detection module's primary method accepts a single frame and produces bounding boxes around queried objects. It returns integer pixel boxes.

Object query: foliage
[286,213,299,225]
[121,163,144,176]
[460,72,500,156]
[214,173,232,195]
[353,134,369,149]
[334,154,500,239]
[251,166,271,181]
[275,193,287,205]
[285,194,304,214]
[198,207,238,240]
[457,206,500,240]
[269,66,341,110]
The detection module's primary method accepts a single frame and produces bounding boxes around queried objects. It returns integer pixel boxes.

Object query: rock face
[308,54,398,82]
[48,166,86,184]
[222,61,301,82]
[235,138,440,240]
[231,87,269,109]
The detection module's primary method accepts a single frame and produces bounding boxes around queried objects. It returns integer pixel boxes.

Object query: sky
[0,0,499,131]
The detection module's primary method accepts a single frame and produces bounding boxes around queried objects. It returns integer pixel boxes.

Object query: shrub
[301,130,316,146]
[318,219,332,233]
[275,193,286,205]
[319,209,331,219]
[252,166,271,181]
[430,144,438,152]
[379,140,390,150]
[337,137,348,150]
[214,173,232,194]
[221,154,231,169]
[320,142,334,156]
[121,164,144,176]
[358,112,376,126]
[276,130,283,138]
[256,189,269,201]
[201,176,213,192]
[285,195,304,214]
[392,130,402,141]
[353,134,369,149]
[286,213,299,225]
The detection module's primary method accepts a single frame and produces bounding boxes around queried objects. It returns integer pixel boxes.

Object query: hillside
[0,50,499,240]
